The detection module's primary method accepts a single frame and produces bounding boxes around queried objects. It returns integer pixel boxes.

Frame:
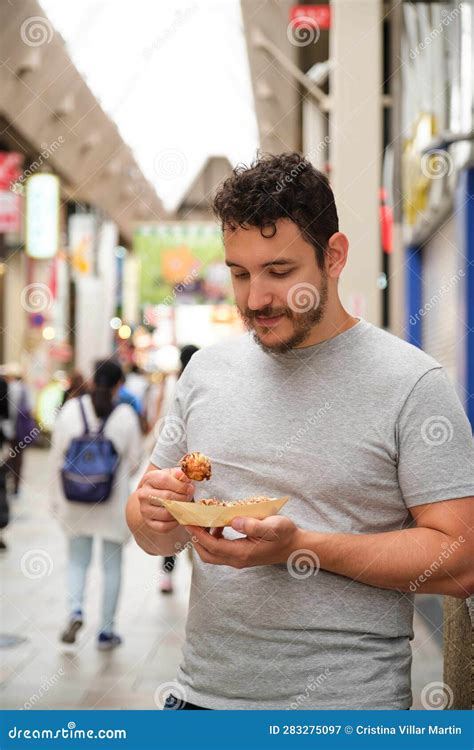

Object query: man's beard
[238,275,329,354]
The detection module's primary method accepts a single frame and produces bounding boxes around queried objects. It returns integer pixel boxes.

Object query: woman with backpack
[50,360,142,650]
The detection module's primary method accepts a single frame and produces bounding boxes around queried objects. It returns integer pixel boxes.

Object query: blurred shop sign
[134,222,232,306]
[49,341,73,363]
[68,213,97,275]
[289,5,331,30]
[25,174,60,258]
[0,152,23,233]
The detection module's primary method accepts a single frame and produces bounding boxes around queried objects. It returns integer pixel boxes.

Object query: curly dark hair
[212,152,339,269]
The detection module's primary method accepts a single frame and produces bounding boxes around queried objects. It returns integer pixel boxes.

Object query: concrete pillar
[443,597,473,709]
[330,0,382,325]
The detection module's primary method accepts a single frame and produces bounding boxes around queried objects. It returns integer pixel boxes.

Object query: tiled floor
[0,448,443,710]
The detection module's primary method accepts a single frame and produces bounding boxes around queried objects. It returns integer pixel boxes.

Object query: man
[127,153,474,710]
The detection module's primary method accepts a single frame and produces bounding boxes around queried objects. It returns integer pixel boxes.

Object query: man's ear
[325,232,349,279]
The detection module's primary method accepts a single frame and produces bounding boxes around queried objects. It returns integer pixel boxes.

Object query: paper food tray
[157,496,289,527]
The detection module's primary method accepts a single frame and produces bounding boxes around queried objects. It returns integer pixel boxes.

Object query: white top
[50,395,142,543]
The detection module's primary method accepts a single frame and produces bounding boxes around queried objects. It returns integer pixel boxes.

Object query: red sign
[379,188,394,254]
[0,152,23,190]
[0,191,21,233]
[49,342,73,363]
[0,152,23,233]
[289,4,331,30]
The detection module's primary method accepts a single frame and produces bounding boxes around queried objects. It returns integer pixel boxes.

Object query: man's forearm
[298,526,472,598]
[126,491,190,556]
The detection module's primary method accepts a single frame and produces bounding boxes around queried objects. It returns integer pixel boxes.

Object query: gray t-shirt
[151,318,474,709]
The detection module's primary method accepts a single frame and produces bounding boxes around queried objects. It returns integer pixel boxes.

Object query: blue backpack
[61,398,120,504]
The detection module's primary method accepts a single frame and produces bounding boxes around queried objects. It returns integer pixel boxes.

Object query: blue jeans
[67,536,122,634]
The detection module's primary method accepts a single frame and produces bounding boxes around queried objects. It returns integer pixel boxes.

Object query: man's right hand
[137,466,195,534]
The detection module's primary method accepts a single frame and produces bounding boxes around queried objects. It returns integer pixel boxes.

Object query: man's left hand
[185,515,302,568]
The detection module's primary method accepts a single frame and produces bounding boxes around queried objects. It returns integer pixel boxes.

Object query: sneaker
[0,538,7,552]
[97,632,122,651]
[60,612,83,644]
[159,573,173,594]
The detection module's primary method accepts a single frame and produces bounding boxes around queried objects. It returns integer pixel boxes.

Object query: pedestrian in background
[0,374,10,551]
[2,363,35,498]
[50,360,142,650]
[61,371,89,406]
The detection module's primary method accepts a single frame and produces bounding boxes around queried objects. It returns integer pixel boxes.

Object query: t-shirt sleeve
[396,367,474,508]
[149,374,189,469]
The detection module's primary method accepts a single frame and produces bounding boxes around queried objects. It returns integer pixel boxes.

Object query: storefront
[401,1,474,423]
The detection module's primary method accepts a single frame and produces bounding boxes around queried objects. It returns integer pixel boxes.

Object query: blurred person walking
[158,345,199,594]
[2,363,35,498]
[50,360,142,650]
[125,364,149,408]
[61,370,89,406]
[0,374,10,550]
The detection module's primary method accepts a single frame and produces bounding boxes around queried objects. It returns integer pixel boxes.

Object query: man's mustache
[243,308,289,321]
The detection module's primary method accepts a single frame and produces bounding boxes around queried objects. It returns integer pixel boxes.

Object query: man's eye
[269,270,292,277]
[234,273,249,279]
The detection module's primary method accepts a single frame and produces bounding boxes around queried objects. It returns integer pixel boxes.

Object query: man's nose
[247,277,273,311]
